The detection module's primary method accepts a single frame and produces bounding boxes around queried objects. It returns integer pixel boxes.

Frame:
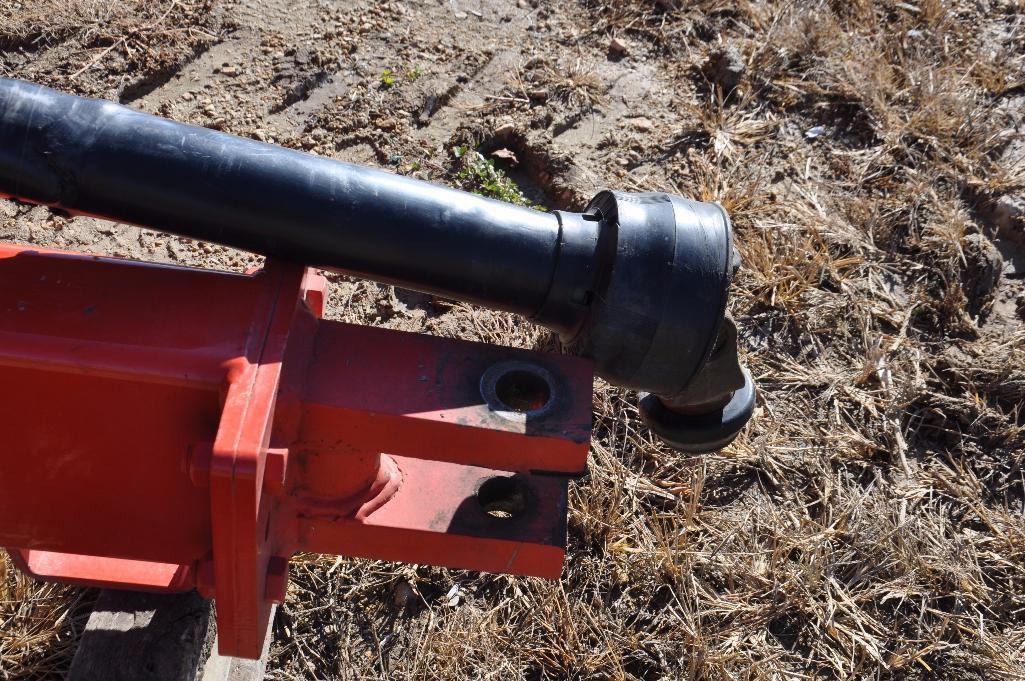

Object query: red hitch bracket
[0,243,592,658]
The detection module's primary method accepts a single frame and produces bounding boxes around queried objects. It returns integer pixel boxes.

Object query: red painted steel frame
[0,242,592,658]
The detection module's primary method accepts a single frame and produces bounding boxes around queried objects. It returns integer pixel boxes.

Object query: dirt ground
[2,0,1025,678]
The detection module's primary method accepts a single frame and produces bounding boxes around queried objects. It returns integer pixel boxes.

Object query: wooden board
[67,590,273,681]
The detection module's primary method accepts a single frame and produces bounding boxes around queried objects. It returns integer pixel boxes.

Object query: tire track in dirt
[258,1,533,164]
[396,2,676,209]
[133,0,343,129]
[119,40,221,104]
[97,0,345,270]
[228,0,320,32]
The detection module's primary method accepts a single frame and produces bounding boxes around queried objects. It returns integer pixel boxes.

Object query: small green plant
[380,66,421,87]
[453,147,534,207]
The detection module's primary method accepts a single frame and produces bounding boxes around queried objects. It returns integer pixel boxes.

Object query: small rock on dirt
[991,194,1024,235]
[701,45,745,95]
[961,232,1003,320]
[491,148,519,164]
[609,37,629,57]
[630,117,653,132]
[392,580,416,608]
[493,121,515,137]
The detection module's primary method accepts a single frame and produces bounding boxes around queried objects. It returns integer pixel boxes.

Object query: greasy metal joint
[476,474,531,520]
[638,318,756,453]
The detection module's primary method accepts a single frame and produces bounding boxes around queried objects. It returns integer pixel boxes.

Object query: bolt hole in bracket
[476,475,530,520]
[480,360,557,422]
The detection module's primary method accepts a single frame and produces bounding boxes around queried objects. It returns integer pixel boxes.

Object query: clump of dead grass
[0,0,117,49]
[503,56,608,113]
[0,553,96,678]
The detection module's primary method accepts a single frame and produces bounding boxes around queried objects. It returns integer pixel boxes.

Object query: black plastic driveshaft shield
[0,77,754,448]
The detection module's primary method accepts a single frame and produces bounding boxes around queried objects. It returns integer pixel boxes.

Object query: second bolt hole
[476,476,529,519]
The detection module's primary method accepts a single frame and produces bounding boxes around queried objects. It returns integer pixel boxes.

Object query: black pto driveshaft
[0,77,754,451]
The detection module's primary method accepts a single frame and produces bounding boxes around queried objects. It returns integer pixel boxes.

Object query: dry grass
[3,0,1025,679]
[0,561,95,679]
[0,0,219,96]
